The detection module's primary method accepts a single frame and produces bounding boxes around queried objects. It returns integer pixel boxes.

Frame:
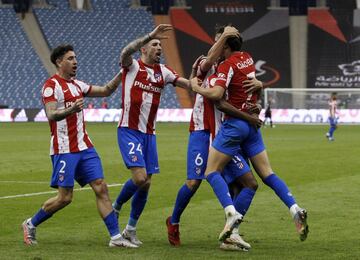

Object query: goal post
[262,88,360,124]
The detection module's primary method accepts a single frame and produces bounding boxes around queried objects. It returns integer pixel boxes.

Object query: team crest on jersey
[154,73,162,82]
[196,167,202,175]
[131,155,138,162]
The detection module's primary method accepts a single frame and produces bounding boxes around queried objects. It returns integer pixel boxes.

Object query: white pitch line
[0,183,123,200]
[0,181,49,184]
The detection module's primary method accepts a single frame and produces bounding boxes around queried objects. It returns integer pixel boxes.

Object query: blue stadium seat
[33,0,180,108]
[0,8,48,108]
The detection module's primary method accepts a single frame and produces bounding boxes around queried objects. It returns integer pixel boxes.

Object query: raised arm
[86,70,122,97]
[45,98,84,121]
[120,24,173,67]
[190,77,224,100]
[201,26,239,72]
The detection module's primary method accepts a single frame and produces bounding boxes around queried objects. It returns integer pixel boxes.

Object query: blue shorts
[222,152,251,184]
[187,130,210,180]
[117,127,159,174]
[50,147,103,188]
[329,117,338,127]
[212,118,265,158]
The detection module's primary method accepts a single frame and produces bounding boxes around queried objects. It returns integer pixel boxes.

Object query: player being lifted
[190,28,309,243]
[166,26,263,250]
[112,24,191,246]
[22,44,137,248]
[326,92,338,141]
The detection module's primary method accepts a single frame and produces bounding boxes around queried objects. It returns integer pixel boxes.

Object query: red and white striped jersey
[41,74,93,155]
[119,59,179,134]
[189,62,222,139]
[214,51,257,117]
[329,99,337,117]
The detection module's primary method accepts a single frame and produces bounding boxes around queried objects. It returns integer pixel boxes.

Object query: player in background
[191,30,309,243]
[326,93,338,141]
[166,26,262,250]
[112,24,191,246]
[22,44,137,248]
[264,101,274,128]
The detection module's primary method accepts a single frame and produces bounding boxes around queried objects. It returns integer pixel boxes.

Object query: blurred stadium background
[1,2,360,258]
[0,0,359,122]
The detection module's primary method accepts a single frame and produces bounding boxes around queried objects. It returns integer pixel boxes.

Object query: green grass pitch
[1,122,359,259]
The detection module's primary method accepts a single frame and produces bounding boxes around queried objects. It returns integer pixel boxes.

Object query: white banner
[1,109,360,123]
[260,109,360,123]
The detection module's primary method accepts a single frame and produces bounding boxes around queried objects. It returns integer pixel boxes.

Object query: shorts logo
[131,155,138,162]
[196,167,202,175]
[59,174,64,182]
[237,162,244,169]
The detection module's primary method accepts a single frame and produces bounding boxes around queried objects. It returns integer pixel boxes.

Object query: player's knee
[92,179,109,196]
[248,179,258,191]
[58,196,72,207]
[185,179,201,191]
[133,175,148,187]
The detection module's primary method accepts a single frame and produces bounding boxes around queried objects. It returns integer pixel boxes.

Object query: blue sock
[329,126,336,137]
[206,172,233,209]
[233,188,256,217]
[129,189,148,228]
[171,184,196,224]
[114,179,139,210]
[31,208,52,227]
[103,211,120,237]
[263,174,296,209]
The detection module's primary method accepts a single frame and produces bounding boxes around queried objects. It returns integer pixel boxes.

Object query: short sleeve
[74,79,92,95]
[162,65,179,85]
[214,61,234,89]
[42,80,57,104]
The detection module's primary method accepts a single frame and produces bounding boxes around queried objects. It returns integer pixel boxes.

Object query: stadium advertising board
[170,0,291,88]
[307,7,360,88]
[1,109,360,123]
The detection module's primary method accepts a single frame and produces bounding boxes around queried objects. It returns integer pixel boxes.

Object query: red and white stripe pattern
[119,59,179,134]
[329,99,337,117]
[214,51,257,115]
[189,64,222,139]
[42,74,93,155]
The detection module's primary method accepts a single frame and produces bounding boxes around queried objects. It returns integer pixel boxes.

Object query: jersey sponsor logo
[43,87,53,97]
[65,101,76,108]
[134,80,162,93]
[236,57,254,70]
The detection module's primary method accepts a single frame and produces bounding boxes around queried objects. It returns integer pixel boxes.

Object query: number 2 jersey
[41,74,93,155]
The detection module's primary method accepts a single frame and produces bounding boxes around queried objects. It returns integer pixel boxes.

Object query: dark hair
[215,24,243,51]
[50,44,74,66]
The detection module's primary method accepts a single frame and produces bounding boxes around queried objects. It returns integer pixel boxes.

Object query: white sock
[27,218,35,228]
[224,205,236,216]
[111,233,122,240]
[289,204,300,218]
[126,224,136,231]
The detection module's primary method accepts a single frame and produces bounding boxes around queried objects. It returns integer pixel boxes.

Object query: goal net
[262,88,360,123]
[263,88,360,109]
